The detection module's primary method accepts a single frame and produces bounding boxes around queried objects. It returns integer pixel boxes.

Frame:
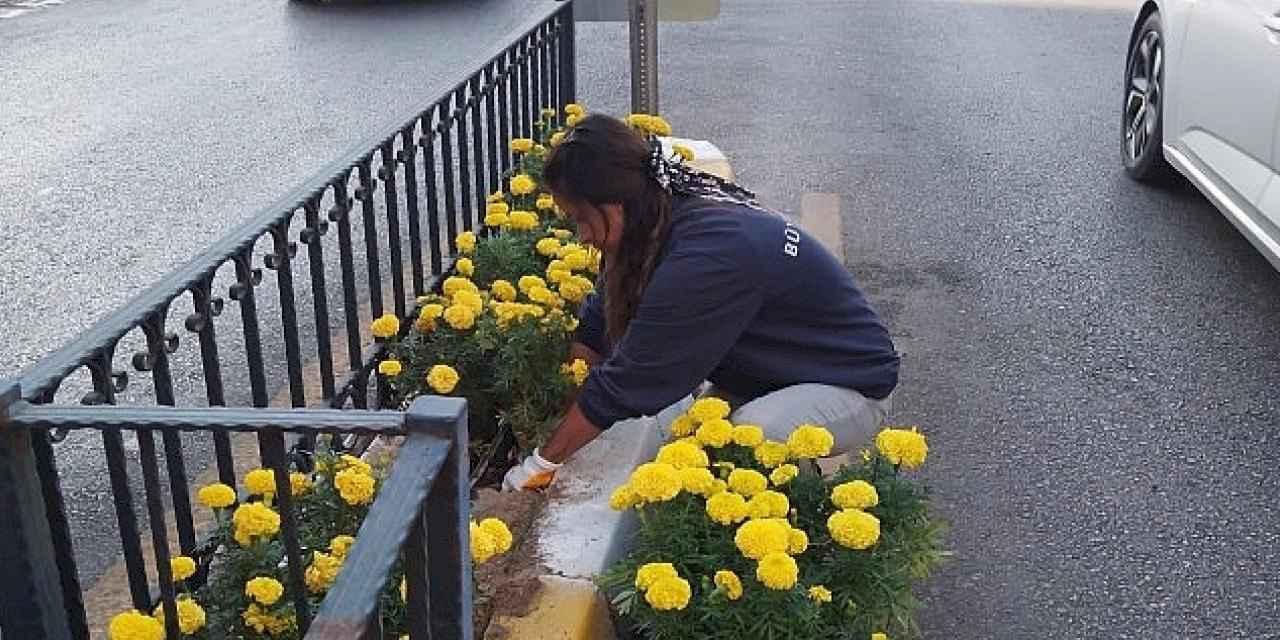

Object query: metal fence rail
[0,1,575,638]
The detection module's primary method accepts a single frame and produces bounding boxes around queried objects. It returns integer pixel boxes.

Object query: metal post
[0,383,72,640]
[628,0,659,114]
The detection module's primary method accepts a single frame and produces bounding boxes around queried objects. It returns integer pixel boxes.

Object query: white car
[1123,1,1280,270]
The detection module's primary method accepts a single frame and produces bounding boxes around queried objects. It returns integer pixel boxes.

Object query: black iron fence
[0,1,575,637]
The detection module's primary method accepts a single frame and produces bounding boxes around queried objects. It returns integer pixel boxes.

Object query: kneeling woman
[505,115,899,491]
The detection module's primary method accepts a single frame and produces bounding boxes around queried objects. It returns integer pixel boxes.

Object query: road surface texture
[1,0,561,594]
[572,0,1280,637]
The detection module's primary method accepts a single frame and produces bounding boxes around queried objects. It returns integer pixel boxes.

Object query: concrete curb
[484,398,691,640]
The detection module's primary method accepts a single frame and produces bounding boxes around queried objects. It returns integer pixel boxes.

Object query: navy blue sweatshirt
[575,196,899,430]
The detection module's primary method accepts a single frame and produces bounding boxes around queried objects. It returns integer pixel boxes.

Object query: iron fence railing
[0,1,575,638]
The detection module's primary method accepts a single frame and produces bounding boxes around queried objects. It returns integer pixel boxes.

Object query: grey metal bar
[4,402,408,436]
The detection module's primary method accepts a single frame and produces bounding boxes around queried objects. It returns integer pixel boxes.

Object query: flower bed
[600,398,946,640]
[107,447,514,639]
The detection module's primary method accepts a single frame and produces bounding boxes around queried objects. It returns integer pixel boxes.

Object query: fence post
[406,396,472,640]
[0,382,72,640]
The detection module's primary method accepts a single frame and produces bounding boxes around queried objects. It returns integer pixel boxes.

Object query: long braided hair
[543,114,757,345]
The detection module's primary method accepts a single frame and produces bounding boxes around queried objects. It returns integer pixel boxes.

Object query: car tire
[1122,11,1176,183]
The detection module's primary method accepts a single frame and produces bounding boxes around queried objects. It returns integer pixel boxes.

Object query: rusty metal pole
[628,0,659,114]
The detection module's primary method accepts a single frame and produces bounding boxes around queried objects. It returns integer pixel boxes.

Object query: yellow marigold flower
[509,210,539,231]
[491,280,518,302]
[305,551,342,594]
[541,107,558,119]
[197,483,236,509]
[553,229,573,240]
[443,305,475,331]
[288,472,311,497]
[486,201,510,216]
[655,441,709,469]
[550,131,565,146]
[170,556,196,582]
[688,397,731,423]
[152,597,206,635]
[714,570,743,600]
[455,231,477,254]
[334,468,375,506]
[669,414,697,438]
[609,483,640,511]
[426,364,460,394]
[647,115,673,136]
[562,249,590,271]
[232,502,281,547]
[510,174,537,196]
[634,562,678,591]
[109,610,164,640]
[536,194,555,210]
[330,535,356,558]
[828,509,881,550]
[337,454,372,475]
[244,468,276,497]
[731,424,764,447]
[242,604,294,635]
[756,552,798,590]
[536,237,561,257]
[727,468,768,497]
[872,634,889,640]
[470,522,500,564]
[378,359,402,377]
[808,585,832,603]
[644,575,691,611]
[678,467,717,496]
[733,518,790,560]
[455,257,475,277]
[875,427,929,469]
[787,424,835,459]
[831,480,879,510]
[628,462,682,503]
[557,279,587,303]
[626,113,653,130]
[442,276,477,297]
[566,113,583,127]
[709,478,728,495]
[705,491,749,526]
[526,285,562,308]
[370,313,400,339]
[564,103,585,116]
[569,274,595,293]
[695,418,733,448]
[754,441,790,468]
[485,212,509,228]
[746,490,790,520]
[419,302,445,320]
[487,190,506,203]
[452,289,484,313]
[770,464,799,486]
[518,274,547,294]
[561,358,590,386]
[672,144,695,162]
[245,576,284,606]
[510,138,534,153]
[478,518,513,554]
[788,527,809,554]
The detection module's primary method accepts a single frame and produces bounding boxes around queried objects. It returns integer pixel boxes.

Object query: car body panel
[1138,0,1280,269]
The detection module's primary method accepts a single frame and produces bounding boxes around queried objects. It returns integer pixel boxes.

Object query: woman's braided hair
[543,114,757,345]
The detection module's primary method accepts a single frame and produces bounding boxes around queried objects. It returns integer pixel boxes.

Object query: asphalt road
[574,0,1280,637]
[1,0,560,591]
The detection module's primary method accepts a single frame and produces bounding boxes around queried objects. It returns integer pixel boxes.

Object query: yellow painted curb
[485,575,616,640]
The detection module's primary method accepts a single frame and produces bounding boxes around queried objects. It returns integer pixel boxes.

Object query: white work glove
[502,448,563,491]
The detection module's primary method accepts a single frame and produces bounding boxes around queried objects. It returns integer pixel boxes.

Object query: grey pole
[628,0,659,114]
